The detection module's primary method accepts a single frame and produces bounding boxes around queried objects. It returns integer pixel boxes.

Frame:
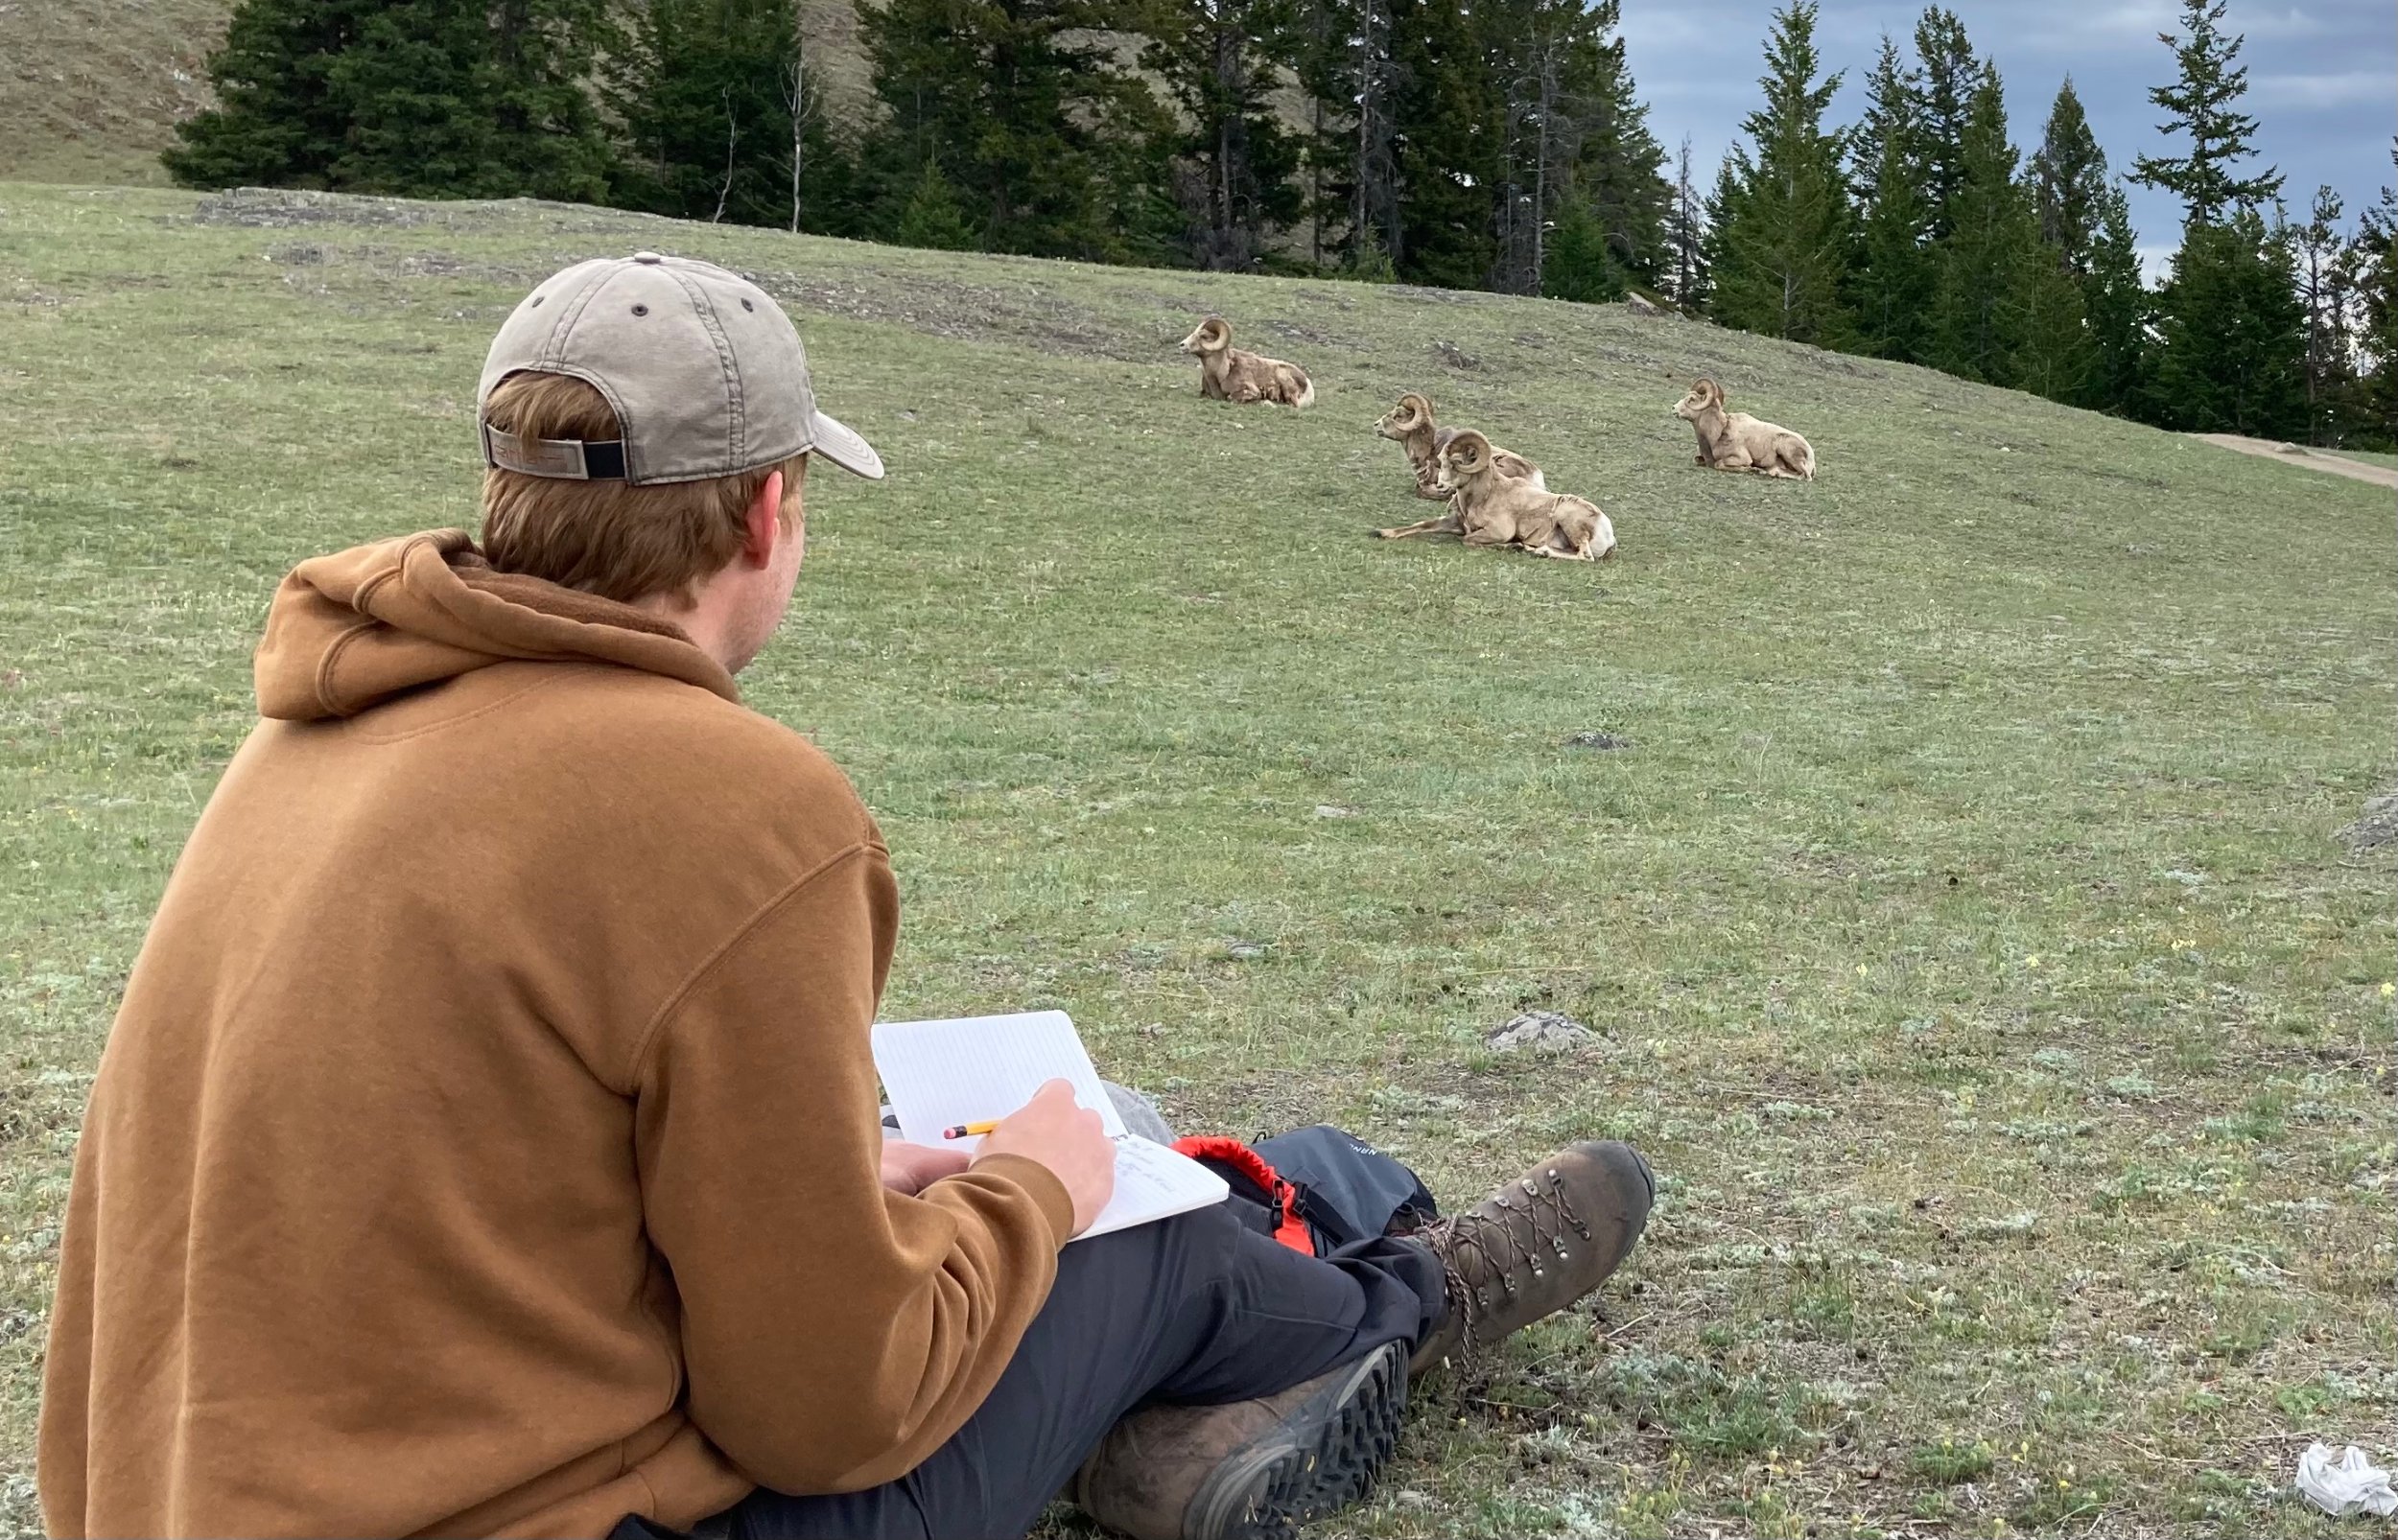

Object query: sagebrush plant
[0,184,2390,1538]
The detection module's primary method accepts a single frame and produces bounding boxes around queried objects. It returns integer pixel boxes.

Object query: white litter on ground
[2294,1442,2398,1518]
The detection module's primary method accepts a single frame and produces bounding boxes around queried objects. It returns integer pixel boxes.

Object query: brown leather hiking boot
[1070,1340,1408,1540]
[1409,1139,1654,1374]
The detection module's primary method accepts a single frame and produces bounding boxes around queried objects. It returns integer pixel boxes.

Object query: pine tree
[1549,0,1671,295]
[2129,0,2283,227]
[327,0,504,196]
[166,0,614,198]
[164,0,388,189]
[2349,148,2397,443]
[2152,209,2307,435]
[1707,3,1853,346]
[1144,0,1305,269]
[2012,245,2096,406]
[895,160,976,249]
[1911,5,1976,238]
[1664,135,1710,313]
[607,0,803,227]
[861,0,1170,260]
[2031,77,2107,278]
[2083,180,2156,415]
[1540,191,1620,302]
[1848,35,1935,362]
[486,0,617,204]
[2292,186,2356,444]
[1925,63,2041,387]
[1387,0,1499,289]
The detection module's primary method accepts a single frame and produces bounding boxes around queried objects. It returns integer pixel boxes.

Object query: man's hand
[972,1079,1116,1237]
[879,1138,970,1197]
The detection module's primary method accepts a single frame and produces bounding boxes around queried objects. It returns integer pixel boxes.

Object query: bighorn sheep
[1179,316,1314,407]
[1672,378,1816,479]
[1373,392,1544,540]
[1436,431,1616,561]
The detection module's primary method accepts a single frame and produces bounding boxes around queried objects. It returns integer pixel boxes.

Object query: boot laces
[1429,1163,1594,1347]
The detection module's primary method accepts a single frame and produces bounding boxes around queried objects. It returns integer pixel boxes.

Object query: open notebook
[872,1010,1229,1242]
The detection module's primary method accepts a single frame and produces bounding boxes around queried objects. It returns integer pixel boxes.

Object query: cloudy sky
[1618,0,2396,274]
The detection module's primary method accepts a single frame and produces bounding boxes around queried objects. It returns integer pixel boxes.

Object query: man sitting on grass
[38,255,1655,1540]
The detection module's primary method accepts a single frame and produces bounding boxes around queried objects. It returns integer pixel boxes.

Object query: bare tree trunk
[1532,47,1555,292]
[714,87,740,223]
[785,53,810,234]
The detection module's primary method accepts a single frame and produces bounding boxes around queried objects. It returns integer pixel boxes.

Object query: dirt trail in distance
[2190,433,2398,490]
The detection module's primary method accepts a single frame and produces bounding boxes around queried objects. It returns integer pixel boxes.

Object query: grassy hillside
[0,0,228,185]
[0,0,885,189]
[1,183,2391,1538]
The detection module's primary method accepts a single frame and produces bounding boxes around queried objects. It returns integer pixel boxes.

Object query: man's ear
[741,470,785,568]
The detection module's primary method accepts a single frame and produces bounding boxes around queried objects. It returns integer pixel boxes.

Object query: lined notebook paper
[872,1010,1228,1241]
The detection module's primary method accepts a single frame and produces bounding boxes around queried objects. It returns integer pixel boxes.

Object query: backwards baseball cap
[477,252,883,484]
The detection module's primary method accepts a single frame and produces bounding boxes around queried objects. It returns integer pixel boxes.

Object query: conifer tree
[1387,0,1499,289]
[1144,0,1305,269]
[861,0,1174,261]
[484,0,617,204]
[165,0,369,189]
[1848,35,1935,362]
[2292,186,2357,443]
[607,0,803,226]
[2347,148,2396,441]
[1910,5,1976,238]
[324,1,499,195]
[1550,0,1671,296]
[2129,0,2283,226]
[167,0,614,198]
[1707,2,1853,346]
[2152,208,2307,434]
[895,161,976,249]
[2031,78,2108,278]
[1925,63,2039,386]
[2082,181,2156,414]
[1540,192,1620,302]
[1665,135,1710,313]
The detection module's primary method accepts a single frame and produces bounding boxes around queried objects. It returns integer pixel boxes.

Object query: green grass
[3,183,2393,1538]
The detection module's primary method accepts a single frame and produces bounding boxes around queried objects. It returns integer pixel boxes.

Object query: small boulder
[1486,1011,1597,1054]
[2339,792,2398,853]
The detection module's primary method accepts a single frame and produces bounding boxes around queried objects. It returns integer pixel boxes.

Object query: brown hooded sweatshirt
[37,530,1073,1539]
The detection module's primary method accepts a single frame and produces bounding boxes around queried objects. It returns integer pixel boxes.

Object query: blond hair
[480,371,806,606]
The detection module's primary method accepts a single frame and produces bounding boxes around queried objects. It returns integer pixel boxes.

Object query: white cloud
[2251,70,2394,110]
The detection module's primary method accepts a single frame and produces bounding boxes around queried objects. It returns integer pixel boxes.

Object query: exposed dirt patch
[2191,432,2398,489]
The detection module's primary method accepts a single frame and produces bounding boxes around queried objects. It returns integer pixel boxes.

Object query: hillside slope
[1,186,2391,1538]
[0,0,882,187]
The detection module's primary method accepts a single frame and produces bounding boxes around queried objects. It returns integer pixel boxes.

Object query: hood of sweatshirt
[253,529,741,721]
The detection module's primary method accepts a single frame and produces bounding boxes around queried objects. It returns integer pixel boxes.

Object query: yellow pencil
[941,1120,1000,1140]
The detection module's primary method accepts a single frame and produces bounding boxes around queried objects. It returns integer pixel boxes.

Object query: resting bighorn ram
[1373,392,1544,540]
[1673,378,1816,479]
[1436,431,1616,562]
[1179,316,1315,407]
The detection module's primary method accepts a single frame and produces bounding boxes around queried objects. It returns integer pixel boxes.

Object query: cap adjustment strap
[482,422,628,480]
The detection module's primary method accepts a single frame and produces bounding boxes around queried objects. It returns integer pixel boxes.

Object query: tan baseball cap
[477,251,883,483]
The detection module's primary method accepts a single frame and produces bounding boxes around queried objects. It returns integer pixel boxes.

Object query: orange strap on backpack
[1172,1135,1316,1254]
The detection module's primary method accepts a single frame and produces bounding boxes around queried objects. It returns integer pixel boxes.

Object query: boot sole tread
[1185,1341,1408,1540]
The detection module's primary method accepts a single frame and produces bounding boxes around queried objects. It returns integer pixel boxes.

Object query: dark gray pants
[648,1199,1444,1540]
